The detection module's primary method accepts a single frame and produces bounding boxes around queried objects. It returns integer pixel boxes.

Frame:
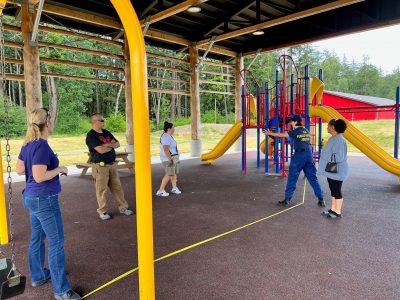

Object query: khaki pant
[162,156,180,176]
[91,163,128,214]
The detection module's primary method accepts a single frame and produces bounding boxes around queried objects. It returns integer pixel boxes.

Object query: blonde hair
[23,108,49,145]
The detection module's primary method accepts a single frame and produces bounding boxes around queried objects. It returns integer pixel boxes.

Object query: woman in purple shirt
[16,108,81,300]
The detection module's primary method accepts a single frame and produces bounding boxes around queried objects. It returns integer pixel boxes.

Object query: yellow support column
[110,1,155,299]
[0,143,9,245]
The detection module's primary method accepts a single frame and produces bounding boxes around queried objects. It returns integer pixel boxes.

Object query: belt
[171,154,179,157]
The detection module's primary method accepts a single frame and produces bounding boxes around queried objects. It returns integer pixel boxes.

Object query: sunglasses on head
[41,108,50,121]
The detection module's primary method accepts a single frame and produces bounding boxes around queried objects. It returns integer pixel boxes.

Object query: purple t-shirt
[18,139,61,196]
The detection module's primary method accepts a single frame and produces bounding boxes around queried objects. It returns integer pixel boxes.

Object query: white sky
[310,24,400,74]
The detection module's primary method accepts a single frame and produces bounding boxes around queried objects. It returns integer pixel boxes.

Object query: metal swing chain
[0,16,17,270]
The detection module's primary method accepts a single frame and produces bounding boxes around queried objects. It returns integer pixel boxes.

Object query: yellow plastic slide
[310,105,400,176]
[309,76,400,176]
[201,120,242,162]
[201,94,271,162]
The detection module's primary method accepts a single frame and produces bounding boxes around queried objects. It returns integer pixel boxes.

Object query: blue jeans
[22,193,71,296]
[285,152,324,200]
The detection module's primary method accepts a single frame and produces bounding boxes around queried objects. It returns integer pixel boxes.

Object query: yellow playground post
[0,143,9,245]
[110,1,155,299]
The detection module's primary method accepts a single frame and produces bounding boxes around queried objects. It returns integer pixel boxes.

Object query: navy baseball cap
[288,115,302,123]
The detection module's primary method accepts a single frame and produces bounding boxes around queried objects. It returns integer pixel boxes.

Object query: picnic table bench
[76,151,134,176]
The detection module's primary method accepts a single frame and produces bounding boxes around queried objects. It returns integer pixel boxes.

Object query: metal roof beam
[201,0,255,38]
[196,0,365,46]
[140,0,209,27]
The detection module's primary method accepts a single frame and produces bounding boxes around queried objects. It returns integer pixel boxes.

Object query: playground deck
[2,152,400,299]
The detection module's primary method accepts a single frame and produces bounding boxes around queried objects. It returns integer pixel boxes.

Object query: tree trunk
[11,80,16,106]
[15,50,23,107]
[45,76,58,126]
[115,83,123,117]
[95,71,100,112]
[184,95,187,118]
[170,95,176,121]
[224,66,229,123]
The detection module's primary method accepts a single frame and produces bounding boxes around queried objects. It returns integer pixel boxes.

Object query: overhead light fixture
[252,30,265,36]
[187,6,201,13]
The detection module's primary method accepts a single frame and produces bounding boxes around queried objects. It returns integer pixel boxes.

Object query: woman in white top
[156,121,182,197]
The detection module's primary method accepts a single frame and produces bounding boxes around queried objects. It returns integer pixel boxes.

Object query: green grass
[321,119,396,154]
[1,120,396,172]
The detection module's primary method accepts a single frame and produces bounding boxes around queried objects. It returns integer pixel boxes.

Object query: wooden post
[124,36,134,162]
[21,3,42,114]
[189,45,202,156]
[235,54,243,150]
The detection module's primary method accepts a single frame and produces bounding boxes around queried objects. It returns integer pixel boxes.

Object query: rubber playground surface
[2,152,400,299]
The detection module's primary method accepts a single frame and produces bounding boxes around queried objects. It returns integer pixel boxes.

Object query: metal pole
[318,69,323,157]
[265,81,269,174]
[395,86,400,159]
[275,70,280,174]
[304,65,310,130]
[111,0,155,298]
[30,0,45,44]
[247,48,262,71]
[242,84,246,173]
[257,88,261,168]
[0,143,8,244]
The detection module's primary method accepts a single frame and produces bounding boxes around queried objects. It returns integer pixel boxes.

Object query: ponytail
[23,108,49,145]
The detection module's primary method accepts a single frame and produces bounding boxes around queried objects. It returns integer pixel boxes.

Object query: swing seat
[0,259,26,300]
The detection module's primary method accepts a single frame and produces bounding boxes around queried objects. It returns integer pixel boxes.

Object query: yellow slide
[201,94,272,162]
[310,105,400,176]
[309,76,400,176]
[201,120,242,163]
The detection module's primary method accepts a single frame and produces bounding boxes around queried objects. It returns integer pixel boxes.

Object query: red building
[322,91,395,121]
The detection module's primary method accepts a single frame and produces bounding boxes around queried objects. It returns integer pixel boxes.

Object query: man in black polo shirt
[86,113,134,220]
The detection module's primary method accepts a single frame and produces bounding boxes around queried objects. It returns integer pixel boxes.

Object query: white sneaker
[156,190,169,197]
[120,208,134,216]
[99,213,111,221]
[171,188,182,194]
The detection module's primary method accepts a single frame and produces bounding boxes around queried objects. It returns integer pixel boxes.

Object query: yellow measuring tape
[83,180,308,299]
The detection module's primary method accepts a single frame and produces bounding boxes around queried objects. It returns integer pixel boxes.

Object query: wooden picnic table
[76,151,134,176]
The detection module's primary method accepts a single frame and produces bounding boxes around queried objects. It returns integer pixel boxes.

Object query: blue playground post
[275,70,280,174]
[304,65,310,130]
[241,85,245,173]
[265,81,269,174]
[318,69,324,157]
[257,88,261,168]
[395,86,400,159]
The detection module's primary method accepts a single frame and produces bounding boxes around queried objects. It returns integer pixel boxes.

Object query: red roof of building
[325,91,394,106]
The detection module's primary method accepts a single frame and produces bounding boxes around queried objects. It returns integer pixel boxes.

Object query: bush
[201,111,233,124]
[173,117,191,127]
[105,114,126,132]
[0,103,27,138]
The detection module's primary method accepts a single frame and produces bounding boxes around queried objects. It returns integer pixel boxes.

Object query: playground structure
[0,0,400,299]
[202,55,400,178]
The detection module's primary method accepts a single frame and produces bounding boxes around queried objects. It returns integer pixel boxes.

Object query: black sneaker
[327,212,342,219]
[318,198,326,207]
[278,198,292,206]
[32,276,51,287]
[54,290,81,300]
[321,209,334,216]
